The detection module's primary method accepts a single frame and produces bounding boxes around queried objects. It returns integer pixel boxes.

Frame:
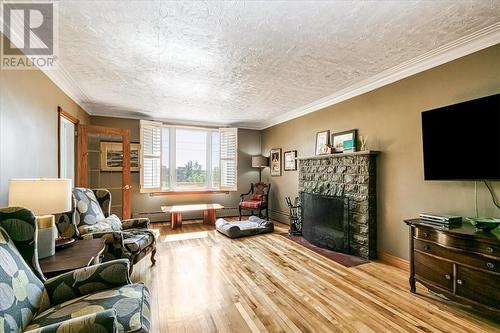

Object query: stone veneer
[298,151,378,259]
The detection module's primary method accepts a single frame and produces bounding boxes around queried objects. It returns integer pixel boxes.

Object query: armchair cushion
[29,284,150,333]
[240,200,262,209]
[24,309,118,333]
[0,226,46,331]
[78,215,122,235]
[44,259,131,306]
[123,230,156,254]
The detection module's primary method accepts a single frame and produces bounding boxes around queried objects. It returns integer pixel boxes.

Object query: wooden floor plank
[132,220,500,333]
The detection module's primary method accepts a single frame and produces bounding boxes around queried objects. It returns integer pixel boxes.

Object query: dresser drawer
[414,252,453,291]
[456,265,500,309]
[414,226,500,257]
[414,239,500,274]
[414,226,438,241]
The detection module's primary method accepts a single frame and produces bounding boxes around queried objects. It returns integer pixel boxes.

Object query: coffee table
[39,238,106,278]
[161,204,224,229]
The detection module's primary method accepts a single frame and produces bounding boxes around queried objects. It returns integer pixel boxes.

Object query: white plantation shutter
[219,128,238,191]
[140,120,162,192]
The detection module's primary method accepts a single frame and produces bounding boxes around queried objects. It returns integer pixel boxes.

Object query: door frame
[77,124,132,219]
[57,106,79,179]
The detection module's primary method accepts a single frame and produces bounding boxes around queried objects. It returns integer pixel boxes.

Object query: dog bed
[215,216,274,238]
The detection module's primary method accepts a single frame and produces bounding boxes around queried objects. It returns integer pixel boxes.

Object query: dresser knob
[486,262,495,269]
[486,247,494,253]
[424,245,430,250]
[444,274,451,280]
[422,232,429,238]
[457,279,464,285]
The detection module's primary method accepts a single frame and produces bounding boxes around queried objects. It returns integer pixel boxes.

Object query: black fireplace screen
[300,191,350,254]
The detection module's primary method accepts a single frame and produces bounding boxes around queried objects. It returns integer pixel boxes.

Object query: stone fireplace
[298,151,378,259]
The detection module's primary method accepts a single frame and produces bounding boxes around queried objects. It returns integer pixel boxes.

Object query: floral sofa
[56,188,158,274]
[0,207,151,333]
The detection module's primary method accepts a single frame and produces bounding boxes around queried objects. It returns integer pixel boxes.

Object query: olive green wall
[0,56,90,206]
[89,116,262,220]
[261,44,500,260]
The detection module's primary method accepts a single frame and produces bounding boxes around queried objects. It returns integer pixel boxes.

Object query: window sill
[148,190,231,196]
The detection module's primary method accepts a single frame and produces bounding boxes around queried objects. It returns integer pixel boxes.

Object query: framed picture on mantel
[315,130,330,155]
[332,129,358,153]
[270,148,282,176]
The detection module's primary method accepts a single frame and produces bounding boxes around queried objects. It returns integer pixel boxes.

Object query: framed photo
[315,130,330,155]
[270,148,282,176]
[284,150,297,171]
[332,129,358,153]
[100,142,141,172]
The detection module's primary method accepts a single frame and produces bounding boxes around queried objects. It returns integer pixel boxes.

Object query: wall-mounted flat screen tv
[422,93,500,180]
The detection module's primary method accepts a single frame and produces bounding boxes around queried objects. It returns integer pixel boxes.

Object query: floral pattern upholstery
[0,226,47,332]
[43,260,131,306]
[0,207,45,281]
[24,309,117,333]
[0,207,152,333]
[28,283,151,333]
[55,188,157,274]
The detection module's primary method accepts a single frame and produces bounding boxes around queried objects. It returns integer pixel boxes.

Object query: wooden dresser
[405,219,500,317]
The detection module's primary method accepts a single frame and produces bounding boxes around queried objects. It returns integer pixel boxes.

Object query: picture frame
[331,129,358,153]
[315,130,330,155]
[270,148,282,176]
[284,150,297,171]
[100,142,141,172]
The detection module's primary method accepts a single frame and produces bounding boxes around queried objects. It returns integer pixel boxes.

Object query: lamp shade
[8,178,72,215]
[252,156,269,168]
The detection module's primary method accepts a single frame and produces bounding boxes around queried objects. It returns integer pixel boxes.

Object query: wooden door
[77,124,132,219]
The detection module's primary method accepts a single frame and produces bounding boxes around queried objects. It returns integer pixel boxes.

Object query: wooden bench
[161,204,224,229]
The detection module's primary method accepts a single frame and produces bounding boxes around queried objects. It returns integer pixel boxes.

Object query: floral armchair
[239,182,270,220]
[56,188,157,274]
[0,207,151,333]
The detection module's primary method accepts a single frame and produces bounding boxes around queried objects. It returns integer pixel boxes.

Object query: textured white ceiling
[52,1,500,128]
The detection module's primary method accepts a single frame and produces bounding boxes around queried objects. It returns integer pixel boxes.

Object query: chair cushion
[123,230,156,254]
[215,217,274,238]
[27,283,151,333]
[78,215,123,235]
[0,226,46,332]
[240,200,262,209]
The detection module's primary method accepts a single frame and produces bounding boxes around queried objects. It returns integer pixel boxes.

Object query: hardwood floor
[132,220,500,333]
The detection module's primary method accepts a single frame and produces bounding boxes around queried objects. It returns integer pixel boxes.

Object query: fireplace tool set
[286,196,301,235]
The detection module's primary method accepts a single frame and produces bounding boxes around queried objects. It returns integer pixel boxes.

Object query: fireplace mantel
[297,150,379,161]
[298,151,378,259]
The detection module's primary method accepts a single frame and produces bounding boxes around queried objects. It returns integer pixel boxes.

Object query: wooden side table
[39,238,106,278]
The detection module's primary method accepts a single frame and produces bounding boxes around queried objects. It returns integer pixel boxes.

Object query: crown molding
[41,63,93,112]
[89,111,261,130]
[258,22,500,130]
[4,19,499,130]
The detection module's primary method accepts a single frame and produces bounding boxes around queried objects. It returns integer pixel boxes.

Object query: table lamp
[8,178,72,258]
[252,156,269,182]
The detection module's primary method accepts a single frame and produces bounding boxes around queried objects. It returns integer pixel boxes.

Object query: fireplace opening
[300,191,350,254]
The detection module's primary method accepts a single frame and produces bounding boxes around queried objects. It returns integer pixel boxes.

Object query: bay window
[140,120,237,193]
